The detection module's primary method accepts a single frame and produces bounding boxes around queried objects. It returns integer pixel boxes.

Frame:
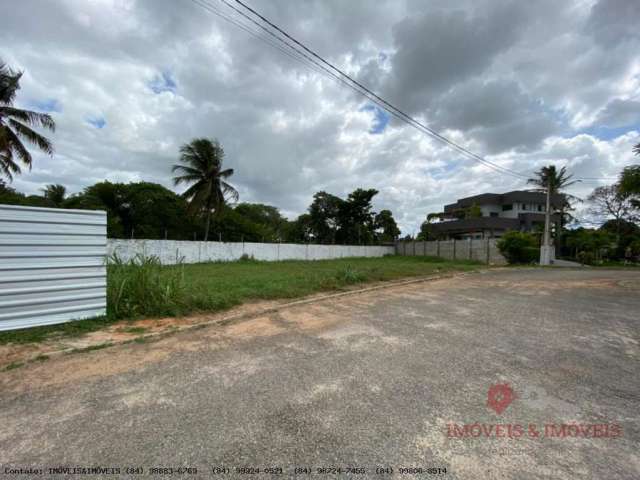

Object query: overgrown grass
[0,255,484,345]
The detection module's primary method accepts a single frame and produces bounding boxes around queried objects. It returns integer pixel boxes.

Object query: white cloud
[1,0,639,234]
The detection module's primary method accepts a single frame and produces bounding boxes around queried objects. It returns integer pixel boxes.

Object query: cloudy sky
[2,0,639,233]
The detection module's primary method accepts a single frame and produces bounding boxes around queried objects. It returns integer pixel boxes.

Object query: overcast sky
[2,0,639,233]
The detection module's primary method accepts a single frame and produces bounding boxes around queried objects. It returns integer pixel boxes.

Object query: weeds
[119,326,148,335]
[335,265,367,284]
[108,253,188,320]
[1,255,484,346]
[3,362,23,371]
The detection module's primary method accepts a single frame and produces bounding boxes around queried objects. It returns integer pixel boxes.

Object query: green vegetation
[119,326,148,335]
[3,361,23,371]
[1,61,56,180]
[172,138,239,241]
[0,255,483,346]
[497,231,539,264]
[1,180,400,245]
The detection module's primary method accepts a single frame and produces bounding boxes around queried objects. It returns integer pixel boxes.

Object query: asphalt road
[1,268,639,479]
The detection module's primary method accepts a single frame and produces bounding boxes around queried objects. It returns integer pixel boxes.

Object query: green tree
[528,165,577,256]
[465,203,482,219]
[336,188,379,244]
[41,183,66,207]
[619,165,640,211]
[64,181,127,237]
[308,191,343,243]
[497,231,538,264]
[285,213,313,243]
[416,222,433,241]
[172,138,238,241]
[588,184,636,242]
[234,203,288,241]
[374,209,400,243]
[0,62,55,180]
[0,178,25,204]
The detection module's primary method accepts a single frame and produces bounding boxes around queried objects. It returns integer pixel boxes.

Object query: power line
[193,0,621,184]
[190,0,329,78]
[190,0,529,180]
[229,0,531,179]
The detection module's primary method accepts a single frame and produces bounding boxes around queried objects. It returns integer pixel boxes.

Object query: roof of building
[444,190,565,213]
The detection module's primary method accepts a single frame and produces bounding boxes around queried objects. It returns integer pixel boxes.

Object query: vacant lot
[1,268,638,478]
[0,255,482,345]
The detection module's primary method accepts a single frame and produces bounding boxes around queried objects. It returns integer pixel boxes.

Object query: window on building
[537,205,543,212]
[490,212,499,217]
[502,204,513,211]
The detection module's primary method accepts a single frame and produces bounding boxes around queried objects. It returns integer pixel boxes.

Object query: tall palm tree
[0,62,55,180]
[41,183,66,207]
[172,138,238,241]
[528,165,578,262]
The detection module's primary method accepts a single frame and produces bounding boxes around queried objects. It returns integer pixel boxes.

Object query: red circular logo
[487,383,515,414]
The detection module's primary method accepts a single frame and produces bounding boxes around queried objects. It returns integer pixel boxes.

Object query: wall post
[468,238,473,260]
[453,239,457,260]
[486,238,490,264]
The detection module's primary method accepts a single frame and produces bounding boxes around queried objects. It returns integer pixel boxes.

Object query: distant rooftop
[444,190,565,213]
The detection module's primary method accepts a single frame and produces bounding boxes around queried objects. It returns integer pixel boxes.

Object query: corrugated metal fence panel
[0,204,107,331]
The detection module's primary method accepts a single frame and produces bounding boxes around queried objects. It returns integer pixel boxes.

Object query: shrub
[107,254,187,319]
[335,265,366,284]
[497,231,539,264]
[576,251,595,265]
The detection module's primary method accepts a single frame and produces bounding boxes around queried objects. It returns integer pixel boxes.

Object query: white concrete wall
[107,239,395,265]
[395,238,507,265]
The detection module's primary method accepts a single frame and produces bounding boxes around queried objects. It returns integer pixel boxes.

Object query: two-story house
[427,190,564,240]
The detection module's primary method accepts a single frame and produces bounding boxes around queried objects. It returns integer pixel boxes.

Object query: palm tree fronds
[0,151,20,180]
[221,181,239,202]
[2,126,32,167]
[9,119,53,155]
[0,107,55,131]
[0,63,22,105]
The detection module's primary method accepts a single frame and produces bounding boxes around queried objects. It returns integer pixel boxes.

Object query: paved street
[1,269,639,479]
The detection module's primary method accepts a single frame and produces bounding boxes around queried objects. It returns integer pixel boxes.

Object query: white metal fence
[0,204,107,331]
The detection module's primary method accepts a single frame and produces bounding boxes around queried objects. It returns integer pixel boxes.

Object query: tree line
[0,179,400,245]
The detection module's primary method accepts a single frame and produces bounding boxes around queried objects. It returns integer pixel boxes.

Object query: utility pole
[540,176,554,265]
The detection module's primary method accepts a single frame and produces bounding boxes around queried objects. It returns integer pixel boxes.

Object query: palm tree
[172,138,238,241]
[0,62,55,180]
[528,165,578,263]
[42,183,66,207]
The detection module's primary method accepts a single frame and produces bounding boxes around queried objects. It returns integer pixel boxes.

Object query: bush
[576,251,595,265]
[335,265,366,284]
[497,232,539,264]
[107,254,188,319]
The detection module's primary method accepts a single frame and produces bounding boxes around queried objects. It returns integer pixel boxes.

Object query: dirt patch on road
[0,344,171,393]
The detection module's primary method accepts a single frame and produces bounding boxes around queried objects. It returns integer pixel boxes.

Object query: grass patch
[0,255,484,346]
[33,354,49,362]
[3,361,24,371]
[119,326,149,335]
